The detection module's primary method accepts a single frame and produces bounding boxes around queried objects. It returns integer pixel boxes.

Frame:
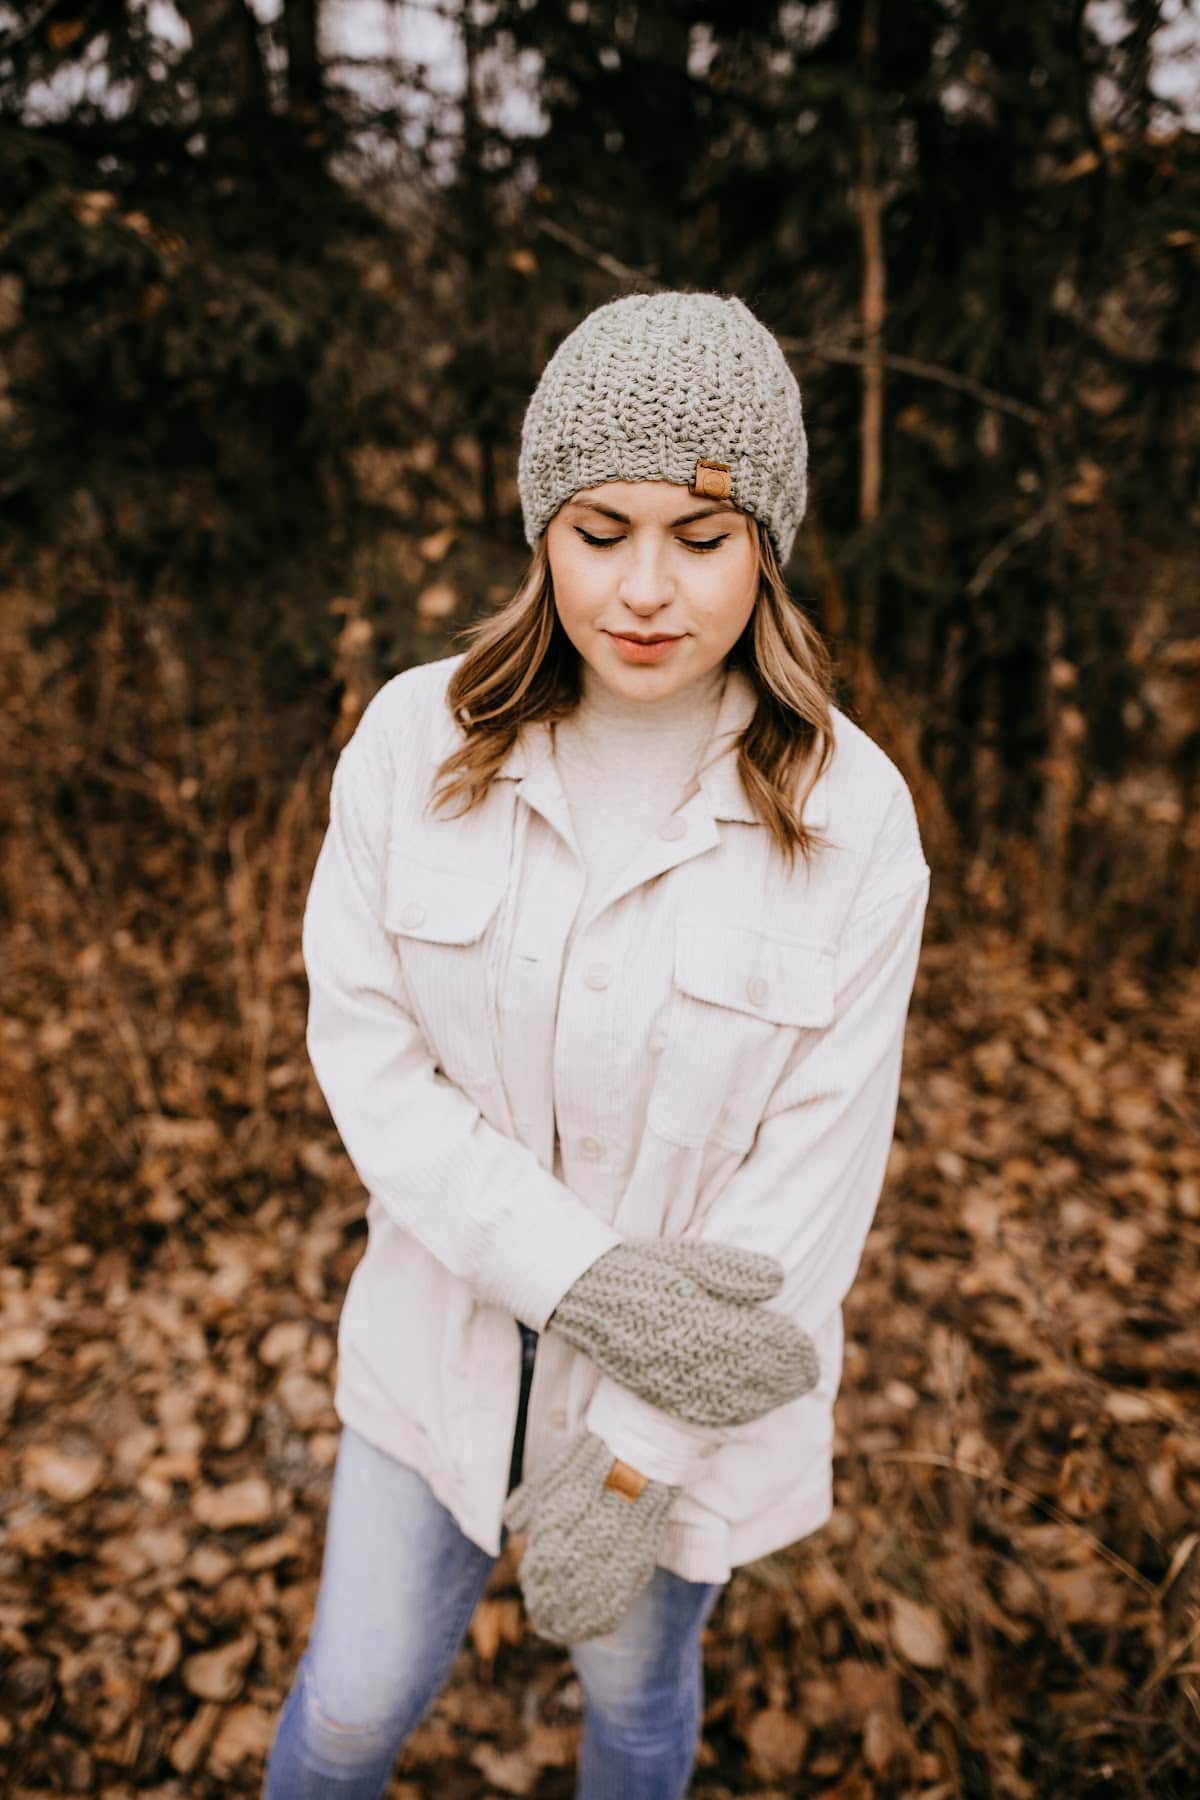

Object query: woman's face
[545,480,760,701]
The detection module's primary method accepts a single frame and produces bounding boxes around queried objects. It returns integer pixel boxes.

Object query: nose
[616,535,676,611]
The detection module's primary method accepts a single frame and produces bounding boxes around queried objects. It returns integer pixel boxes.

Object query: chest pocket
[384,850,506,1095]
[647,917,836,1152]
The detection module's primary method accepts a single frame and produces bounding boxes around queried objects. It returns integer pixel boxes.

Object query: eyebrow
[569,496,737,528]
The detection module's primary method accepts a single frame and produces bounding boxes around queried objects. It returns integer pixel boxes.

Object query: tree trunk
[632,2,693,276]
[459,0,496,527]
[856,0,885,654]
[283,0,324,120]
[175,0,270,123]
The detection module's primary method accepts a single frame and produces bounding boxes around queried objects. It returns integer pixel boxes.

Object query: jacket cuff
[502,1199,622,1331]
[585,1378,719,1488]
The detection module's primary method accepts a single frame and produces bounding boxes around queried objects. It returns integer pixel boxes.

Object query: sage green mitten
[503,1430,677,1645]
[548,1239,819,1427]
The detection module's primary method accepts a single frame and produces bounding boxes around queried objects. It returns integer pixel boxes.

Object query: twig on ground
[867,1451,1156,1595]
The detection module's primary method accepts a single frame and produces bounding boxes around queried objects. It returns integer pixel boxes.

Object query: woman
[263,290,930,1799]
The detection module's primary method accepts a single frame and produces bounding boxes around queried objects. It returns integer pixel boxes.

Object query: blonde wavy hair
[431,516,836,869]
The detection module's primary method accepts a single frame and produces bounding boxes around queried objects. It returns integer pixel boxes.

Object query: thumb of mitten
[502,1479,536,1537]
[644,1239,785,1305]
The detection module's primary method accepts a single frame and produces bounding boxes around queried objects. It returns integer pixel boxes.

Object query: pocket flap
[385,851,505,946]
[672,918,835,1028]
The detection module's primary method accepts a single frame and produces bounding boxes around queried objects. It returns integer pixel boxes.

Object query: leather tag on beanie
[691,458,732,499]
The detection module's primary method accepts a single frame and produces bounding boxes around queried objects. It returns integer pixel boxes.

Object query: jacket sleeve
[584,782,931,1488]
[302,695,622,1330]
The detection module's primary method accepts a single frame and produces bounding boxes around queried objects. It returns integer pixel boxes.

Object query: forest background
[1,2,1198,1797]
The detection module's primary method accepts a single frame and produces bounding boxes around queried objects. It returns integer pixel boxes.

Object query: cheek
[696,547,758,633]
[547,538,606,624]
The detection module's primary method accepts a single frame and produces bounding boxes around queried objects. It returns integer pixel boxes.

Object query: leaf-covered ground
[2,607,1198,1798]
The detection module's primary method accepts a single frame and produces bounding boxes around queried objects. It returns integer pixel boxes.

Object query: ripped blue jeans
[262,1329,723,1799]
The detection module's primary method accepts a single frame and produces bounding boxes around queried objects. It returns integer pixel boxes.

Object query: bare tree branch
[965,504,1054,600]
[534,216,1047,429]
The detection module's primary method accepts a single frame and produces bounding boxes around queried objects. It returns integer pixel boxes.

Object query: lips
[610,633,682,644]
[608,631,685,664]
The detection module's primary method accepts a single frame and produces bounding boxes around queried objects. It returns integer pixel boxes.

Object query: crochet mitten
[548,1239,819,1427]
[503,1430,677,1644]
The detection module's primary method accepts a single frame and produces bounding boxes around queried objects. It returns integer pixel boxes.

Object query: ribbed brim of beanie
[517,290,807,564]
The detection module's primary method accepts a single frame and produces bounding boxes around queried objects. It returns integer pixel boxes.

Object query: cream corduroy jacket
[302,652,930,1583]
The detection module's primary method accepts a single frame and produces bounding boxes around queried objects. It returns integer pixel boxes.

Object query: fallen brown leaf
[887,1593,948,1669]
[744,1706,809,1781]
[208,1704,276,1778]
[21,1444,105,1502]
[182,1634,257,1702]
[469,1740,539,1795]
[193,1477,274,1528]
[169,1703,220,1775]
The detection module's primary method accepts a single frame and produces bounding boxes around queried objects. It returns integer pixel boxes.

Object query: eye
[680,534,730,553]
[575,527,623,548]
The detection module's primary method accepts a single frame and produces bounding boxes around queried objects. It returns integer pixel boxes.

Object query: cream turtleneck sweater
[552,655,727,963]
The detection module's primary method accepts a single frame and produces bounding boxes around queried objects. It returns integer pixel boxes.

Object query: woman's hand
[547,1239,819,1427]
[503,1431,676,1644]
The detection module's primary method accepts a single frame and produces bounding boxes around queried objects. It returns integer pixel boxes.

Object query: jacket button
[746,975,769,1006]
[399,903,426,929]
[550,1408,568,1429]
[659,816,687,841]
[648,1030,667,1054]
[580,1136,604,1160]
[584,962,610,990]
[700,1442,720,1459]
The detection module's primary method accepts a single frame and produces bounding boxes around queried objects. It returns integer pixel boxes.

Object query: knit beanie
[518,290,808,564]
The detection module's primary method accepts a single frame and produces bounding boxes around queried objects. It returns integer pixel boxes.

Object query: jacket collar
[492,662,830,831]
